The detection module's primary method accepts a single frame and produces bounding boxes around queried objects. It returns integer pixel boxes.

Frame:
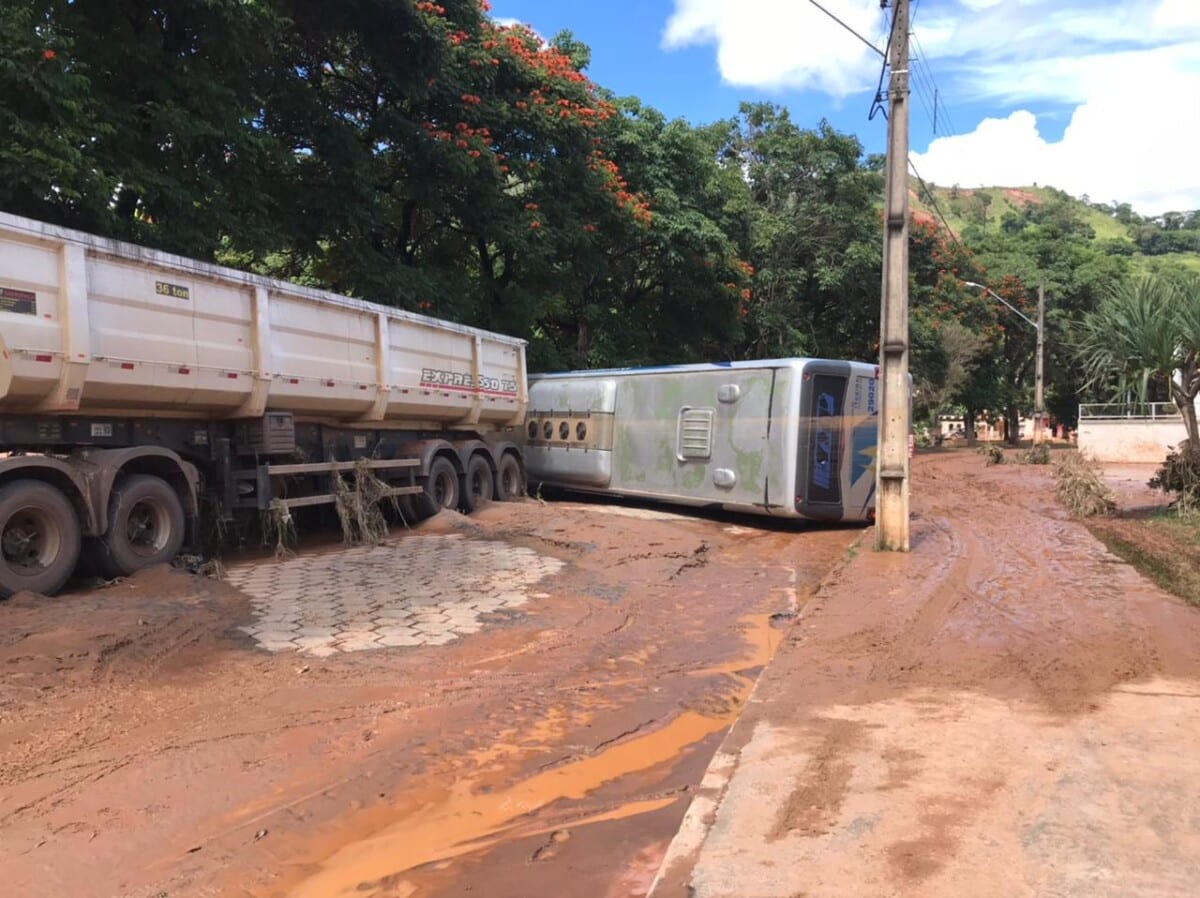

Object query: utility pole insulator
[875,0,911,552]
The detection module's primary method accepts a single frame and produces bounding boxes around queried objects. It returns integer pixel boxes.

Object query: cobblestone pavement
[225,535,564,656]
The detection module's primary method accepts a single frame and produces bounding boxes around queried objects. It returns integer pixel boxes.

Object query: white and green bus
[519,358,887,523]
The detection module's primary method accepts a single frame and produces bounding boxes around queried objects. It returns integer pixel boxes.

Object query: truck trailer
[0,212,530,597]
[520,358,881,523]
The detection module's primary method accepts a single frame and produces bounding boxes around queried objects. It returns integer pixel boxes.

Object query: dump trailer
[520,358,880,522]
[0,212,529,596]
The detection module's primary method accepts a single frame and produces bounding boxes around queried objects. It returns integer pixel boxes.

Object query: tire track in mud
[899,453,1168,705]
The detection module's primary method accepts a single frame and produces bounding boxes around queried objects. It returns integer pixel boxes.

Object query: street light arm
[963,281,1040,332]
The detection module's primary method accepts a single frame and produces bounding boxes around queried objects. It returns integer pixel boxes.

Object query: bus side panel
[609,367,775,508]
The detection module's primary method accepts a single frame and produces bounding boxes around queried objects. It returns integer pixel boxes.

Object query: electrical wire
[910,31,962,138]
[908,156,969,255]
[805,0,886,58]
[868,5,896,121]
[909,65,939,134]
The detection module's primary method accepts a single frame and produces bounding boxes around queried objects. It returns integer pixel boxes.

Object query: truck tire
[463,455,494,512]
[496,454,525,501]
[420,456,460,516]
[95,474,185,578]
[0,479,82,598]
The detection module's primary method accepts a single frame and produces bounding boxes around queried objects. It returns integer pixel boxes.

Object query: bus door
[795,360,853,521]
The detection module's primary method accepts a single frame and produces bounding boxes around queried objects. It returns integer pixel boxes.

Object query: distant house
[937,413,1047,443]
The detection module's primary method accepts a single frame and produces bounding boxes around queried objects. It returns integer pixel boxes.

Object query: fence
[1079,402,1181,421]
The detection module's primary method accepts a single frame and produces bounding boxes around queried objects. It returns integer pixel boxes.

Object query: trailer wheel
[462,455,495,512]
[0,480,82,598]
[96,474,185,577]
[496,454,525,501]
[420,456,460,516]
[396,493,434,525]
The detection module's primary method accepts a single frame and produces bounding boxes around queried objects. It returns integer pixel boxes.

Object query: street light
[963,280,1046,445]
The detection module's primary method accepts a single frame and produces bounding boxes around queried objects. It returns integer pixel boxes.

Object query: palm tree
[1076,274,1200,455]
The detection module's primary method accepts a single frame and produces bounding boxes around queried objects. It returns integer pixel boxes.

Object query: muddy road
[0,496,860,898]
[653,449,1200,898]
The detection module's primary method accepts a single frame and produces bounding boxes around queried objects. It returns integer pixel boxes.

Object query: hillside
[908,181,1200,275]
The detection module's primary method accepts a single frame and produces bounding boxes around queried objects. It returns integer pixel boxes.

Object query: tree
[906,214,999,435]
[963,192,1129,434]
[529,99,751,369]
[0,2,110,226]
[725,104,882,361]
[1076,274,1200,453]
[2,0,291,256]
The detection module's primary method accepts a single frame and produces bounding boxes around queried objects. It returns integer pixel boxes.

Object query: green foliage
[0,3,110,222]
[2,1,1194,390]
[1075,274,1200,449]
[1149,449,1200,512]
[729,105,882,361]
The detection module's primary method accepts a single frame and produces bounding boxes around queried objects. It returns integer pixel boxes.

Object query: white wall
[1078,420,1189,463]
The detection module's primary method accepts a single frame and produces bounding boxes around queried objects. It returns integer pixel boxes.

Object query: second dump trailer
[520,358,881,522]
[0,212,529,596]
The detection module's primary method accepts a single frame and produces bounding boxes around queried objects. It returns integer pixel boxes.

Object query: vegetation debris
[1053,451,1116,517]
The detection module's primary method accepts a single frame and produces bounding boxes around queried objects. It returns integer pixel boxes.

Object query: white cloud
[661,0,1200,212]
[911,1,1200,214]
[662,0,885,96]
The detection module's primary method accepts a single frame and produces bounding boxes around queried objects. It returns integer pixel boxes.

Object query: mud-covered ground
[7,450,1197,898]
[0,495,860,898]
[651,450,1200,898]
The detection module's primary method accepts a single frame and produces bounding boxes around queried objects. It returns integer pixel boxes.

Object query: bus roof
[530,358,876,380]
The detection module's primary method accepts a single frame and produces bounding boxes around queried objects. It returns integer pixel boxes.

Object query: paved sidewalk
[649,453,1200,898]
[226,534,562,656]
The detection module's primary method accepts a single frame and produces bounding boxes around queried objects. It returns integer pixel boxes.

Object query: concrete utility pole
[876,0,911,552]
[1034,282,1045,444]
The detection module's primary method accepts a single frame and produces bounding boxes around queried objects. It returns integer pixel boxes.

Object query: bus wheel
[0,479,82,598]
[96,475,185,577]
[462,455,494,512]
[496,455,524,501]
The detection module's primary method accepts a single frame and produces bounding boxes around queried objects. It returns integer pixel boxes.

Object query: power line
[909,62,939,134]
[909,57,941,134]
[868,5,896,121]
[910,31,962,138]
[912,61,957,137]
[908,156,969,255]
[877,2,893,46]
[805,0,885,58]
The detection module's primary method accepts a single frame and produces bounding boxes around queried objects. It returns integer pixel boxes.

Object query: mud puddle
[270,609,788,898]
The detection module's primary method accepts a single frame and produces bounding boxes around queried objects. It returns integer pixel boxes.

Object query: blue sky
[492,0,1200,215]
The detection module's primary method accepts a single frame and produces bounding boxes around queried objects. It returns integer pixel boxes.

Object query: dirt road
[653,449,1200,898]
[0,496,859,898]
[7,449,1197,898]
